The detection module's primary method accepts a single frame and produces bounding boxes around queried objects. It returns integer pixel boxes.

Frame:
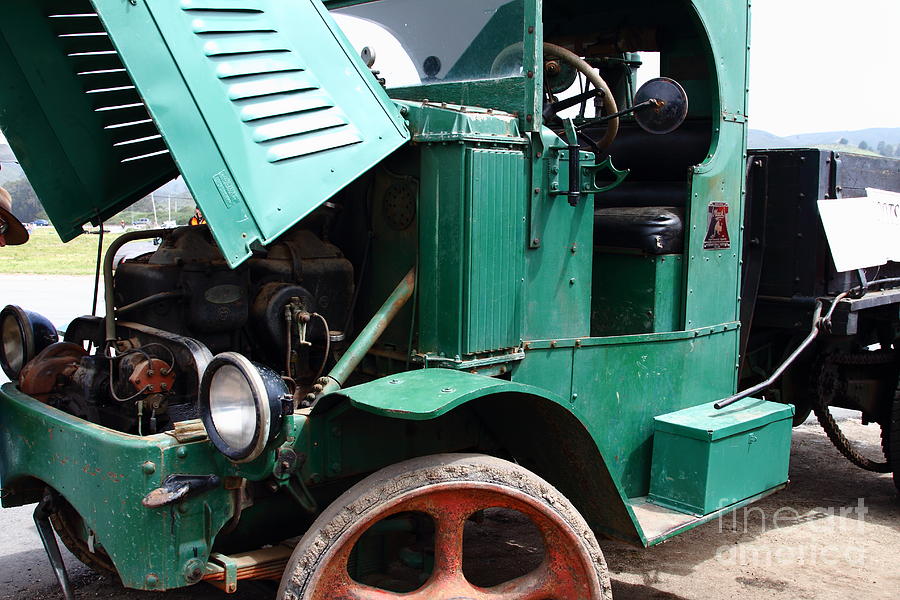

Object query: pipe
[715,301,824,410]
[715,276,900,410]
[115,291,185,316]
[103,228,172,345]
[315,267,416,398]
[91,221,104,317]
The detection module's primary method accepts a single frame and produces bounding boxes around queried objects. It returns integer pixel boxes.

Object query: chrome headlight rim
[0,304,57,380]
[199,352,288,463]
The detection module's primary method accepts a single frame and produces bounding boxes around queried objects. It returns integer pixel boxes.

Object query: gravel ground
[604,419,898,600]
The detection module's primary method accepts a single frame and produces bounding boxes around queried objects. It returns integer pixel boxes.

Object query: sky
[0,0,897,147]
[748,0,899,136]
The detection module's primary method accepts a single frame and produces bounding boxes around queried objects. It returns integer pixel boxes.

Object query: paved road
[0,274,104,386]
[0,275,104,595]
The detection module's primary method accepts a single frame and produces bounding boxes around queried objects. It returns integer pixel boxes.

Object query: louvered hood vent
[50,10,171,165]
[0,0,409,266]
[0,0,179,242]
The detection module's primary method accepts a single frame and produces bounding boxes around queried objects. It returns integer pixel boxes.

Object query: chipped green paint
[0,385,232,590]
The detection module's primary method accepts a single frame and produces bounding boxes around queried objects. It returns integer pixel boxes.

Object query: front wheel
[278,453,612,600]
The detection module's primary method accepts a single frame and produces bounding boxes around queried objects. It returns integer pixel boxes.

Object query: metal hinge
[721,111,747,124]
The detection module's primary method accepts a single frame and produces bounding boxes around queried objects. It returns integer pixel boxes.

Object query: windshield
[332,0,525,88]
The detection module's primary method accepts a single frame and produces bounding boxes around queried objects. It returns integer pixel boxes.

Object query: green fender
[314,368,646,546]
[317,368,568,420]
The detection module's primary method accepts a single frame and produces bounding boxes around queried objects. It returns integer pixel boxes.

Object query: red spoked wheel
[278,454,612,600]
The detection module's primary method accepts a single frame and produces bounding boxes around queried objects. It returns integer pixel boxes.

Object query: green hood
[0,0,408,267]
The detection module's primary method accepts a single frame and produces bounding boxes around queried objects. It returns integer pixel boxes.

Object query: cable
[108,369,151,404]
[311,313,330,383]
[103,344,172,403]
[139,343,176,374]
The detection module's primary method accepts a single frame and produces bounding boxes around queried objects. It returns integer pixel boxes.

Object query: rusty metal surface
[127,358,175,395]
[202,543,296,587]
[306,482,598,599]
[18,343,86,400]
[141,474,221,509]
[165,419,208,443]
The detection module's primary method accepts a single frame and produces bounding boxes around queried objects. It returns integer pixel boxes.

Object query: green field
[0,227,121,275]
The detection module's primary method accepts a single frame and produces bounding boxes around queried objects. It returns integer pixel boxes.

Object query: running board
[630,483,787,546]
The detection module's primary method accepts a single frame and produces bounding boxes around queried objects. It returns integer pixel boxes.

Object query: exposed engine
[19,224,353,434]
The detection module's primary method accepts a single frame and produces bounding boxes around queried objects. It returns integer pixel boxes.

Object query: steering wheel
[491,42,620,151]
[543,43,619,150]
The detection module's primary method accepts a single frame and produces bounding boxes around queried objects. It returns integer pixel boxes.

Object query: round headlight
[199,352,290,463]
[0,305,58,380]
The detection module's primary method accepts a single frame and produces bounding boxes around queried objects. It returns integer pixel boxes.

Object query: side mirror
[634,77,689,135]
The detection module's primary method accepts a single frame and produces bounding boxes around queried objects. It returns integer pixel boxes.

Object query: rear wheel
[278,453,612,600]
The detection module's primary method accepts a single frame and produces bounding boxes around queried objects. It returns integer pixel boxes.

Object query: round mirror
[360,46,376,68]
[634,77,689,135]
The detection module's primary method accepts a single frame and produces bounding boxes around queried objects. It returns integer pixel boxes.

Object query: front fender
[315,368,568,421]
[311,369,651,546]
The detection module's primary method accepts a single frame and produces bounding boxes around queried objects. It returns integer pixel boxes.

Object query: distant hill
[0,144,24,185]
[747,130,787,149]
[0,142,191,198]
[749,127,900,154]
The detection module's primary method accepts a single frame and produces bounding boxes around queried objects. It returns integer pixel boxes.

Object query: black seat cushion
[587,120,712,181]
[594,206,684,254]
[596,181,688,208]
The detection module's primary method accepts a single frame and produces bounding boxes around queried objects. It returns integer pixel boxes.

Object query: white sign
[867,188,900,262]
[818,188,900,272]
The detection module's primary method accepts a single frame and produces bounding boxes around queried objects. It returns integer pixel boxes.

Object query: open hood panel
[0,0,409,266]
[0,0,180,243]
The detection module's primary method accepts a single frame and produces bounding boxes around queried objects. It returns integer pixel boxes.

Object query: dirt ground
[1,418,897,600]
[603,420,898,600]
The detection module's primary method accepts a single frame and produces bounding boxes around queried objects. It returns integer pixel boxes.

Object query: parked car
[131,217,151,227]
[32,218,49,226]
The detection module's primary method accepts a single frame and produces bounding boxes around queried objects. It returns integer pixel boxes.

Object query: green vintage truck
[0,0,896,598]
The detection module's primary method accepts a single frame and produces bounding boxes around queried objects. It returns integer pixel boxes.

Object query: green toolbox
[649,399,794,515]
